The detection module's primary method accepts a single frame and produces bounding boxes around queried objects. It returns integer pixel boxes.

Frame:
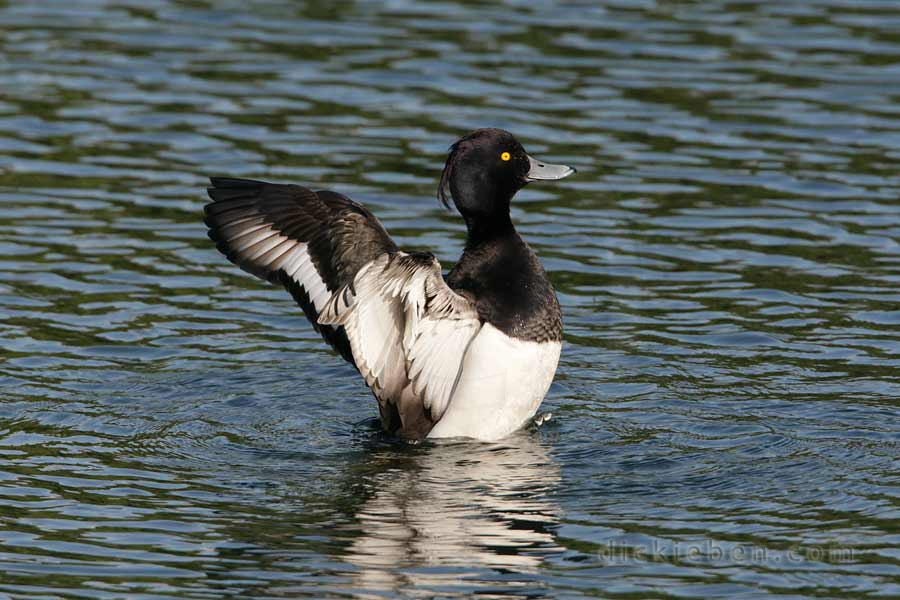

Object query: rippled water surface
[2,1,900,598]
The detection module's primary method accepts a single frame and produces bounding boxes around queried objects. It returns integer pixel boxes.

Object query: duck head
[438,128,575,229]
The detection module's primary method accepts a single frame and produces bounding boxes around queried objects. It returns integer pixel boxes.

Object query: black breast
[447,233,562,343]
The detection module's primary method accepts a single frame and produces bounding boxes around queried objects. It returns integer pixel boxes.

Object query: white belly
[427,324,561,441]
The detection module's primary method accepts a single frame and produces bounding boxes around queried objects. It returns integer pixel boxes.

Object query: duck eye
[500,152,511,161]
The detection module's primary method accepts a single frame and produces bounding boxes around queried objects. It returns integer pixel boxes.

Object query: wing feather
[319,252,482,429]
[204,177,398,365]
[206,178,483,438]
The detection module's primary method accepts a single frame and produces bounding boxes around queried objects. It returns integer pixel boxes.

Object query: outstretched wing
[204,177,398,364]
[319,252,482,437]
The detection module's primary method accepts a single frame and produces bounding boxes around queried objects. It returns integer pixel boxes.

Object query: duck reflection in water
[342,432,562,594]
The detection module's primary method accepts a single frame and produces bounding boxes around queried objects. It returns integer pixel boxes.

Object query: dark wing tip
[207,177,269,201]
[202,198,218,218]
[208,176,268,189]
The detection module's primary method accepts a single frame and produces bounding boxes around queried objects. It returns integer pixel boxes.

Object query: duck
[203,128,575,441]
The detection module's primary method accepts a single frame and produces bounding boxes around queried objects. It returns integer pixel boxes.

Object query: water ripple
[1,0,899,598]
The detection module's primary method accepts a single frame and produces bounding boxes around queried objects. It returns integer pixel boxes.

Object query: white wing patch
[407,316,479,420]
[212,216,332,313]
[318,252,481,422]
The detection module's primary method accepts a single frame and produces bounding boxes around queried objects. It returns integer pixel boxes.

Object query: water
[1,0,899,597]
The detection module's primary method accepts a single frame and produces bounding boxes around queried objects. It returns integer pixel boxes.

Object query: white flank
[427,324,561,441]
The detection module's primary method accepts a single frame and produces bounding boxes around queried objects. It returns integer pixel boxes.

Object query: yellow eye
[500,152,511,161]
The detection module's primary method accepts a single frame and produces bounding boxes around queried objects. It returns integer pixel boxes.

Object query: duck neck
[463,211,516,247]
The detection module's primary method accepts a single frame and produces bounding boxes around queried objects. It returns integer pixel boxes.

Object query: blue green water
[1,1,899,598]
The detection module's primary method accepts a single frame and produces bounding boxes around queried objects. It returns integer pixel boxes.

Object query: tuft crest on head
[435,127,576,220]
[438,139,461,211]
[437,128,519,212]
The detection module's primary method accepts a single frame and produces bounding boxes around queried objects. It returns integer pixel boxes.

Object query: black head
[438,128,574,225]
